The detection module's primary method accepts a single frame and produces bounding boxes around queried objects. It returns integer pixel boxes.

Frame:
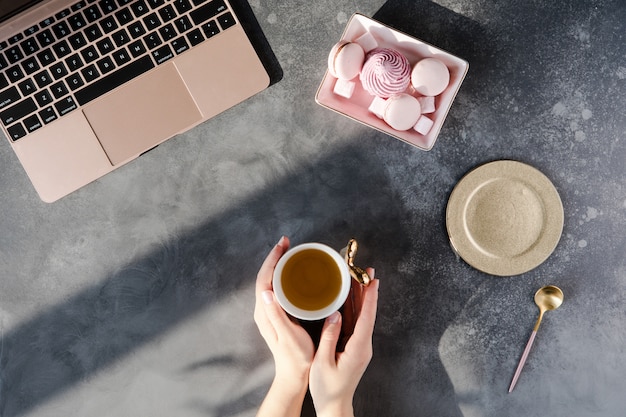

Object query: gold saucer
[446,160,564,276]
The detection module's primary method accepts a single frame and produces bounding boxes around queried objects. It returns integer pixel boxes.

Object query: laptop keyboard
[0,0,238,141]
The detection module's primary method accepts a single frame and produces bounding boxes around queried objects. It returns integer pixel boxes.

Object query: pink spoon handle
[508,330,537,392]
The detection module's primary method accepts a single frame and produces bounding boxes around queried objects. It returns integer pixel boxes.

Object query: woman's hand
[255,236,315,417]
[309,270,380,417]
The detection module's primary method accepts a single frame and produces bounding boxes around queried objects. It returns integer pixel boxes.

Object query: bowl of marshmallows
[316,14,469,150]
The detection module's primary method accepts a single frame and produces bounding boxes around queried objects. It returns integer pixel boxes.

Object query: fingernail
[276,236,286,249]
[328,311,340,324]
[262,290,274,305]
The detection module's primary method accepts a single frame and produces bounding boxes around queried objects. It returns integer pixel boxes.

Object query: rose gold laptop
[0,0,270,202]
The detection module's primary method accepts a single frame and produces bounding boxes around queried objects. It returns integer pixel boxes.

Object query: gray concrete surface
[0,0,624,416]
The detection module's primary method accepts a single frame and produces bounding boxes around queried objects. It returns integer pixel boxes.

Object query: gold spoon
[508,285,564,393]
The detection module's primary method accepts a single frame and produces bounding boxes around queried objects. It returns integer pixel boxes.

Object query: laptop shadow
[231,0,283,86]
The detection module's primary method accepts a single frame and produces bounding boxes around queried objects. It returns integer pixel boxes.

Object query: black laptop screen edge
[0,0,45,25]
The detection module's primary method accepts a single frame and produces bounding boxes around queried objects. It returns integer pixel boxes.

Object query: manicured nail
[328,311,340,324]
[262,290,274,305]
[276,236,286,249]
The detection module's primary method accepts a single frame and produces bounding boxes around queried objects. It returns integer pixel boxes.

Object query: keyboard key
[186,28,204,46]
[96,38,115,55]
[99,0,118,14]
[171,37,189,54]
[109,30,129,48]
[115,7,134,25]
[25,25,40,36]
[152,44,173,64]
[128,21,147,38]
[68,14,88,31]
[52,40,72,58]
[66,54,84,71]
[39,106,58,124]
[52,22,71,39]
[158,5,177,22]
[69,32,88,49]
[6,47,24,64]
[174,16,193,33]
[34,89,54,107]
[50,62,69,80]
[143,32,162,49]
[148,0,165,8]
[55,9,72,20]
[66,73,85,90]
[190,0,227,25]
[8,34,24,45]
[55,96,78,116]
[85,24,104,42]
[37,49,56,66]
[112,48,132,65]
[201,20,220,38]
[84,5,103,22]
[128,40,147,57]
[23,114,43,132]
[0,86,21,109]
[72,1,88,11]
[0,73,8,89]
[159,24,176,41]
[20,38,40,55]
[217,12,236,30]
[34,70,54,88]
[39,17,54,28]
[131,1,150,17]
[143,13,161,31]
[18,79,37,96]
[96,56,115,74]
[81,45,100,63]
[82,64,100,82]
[7,123,27,140]
[174,0,193,14]
[7,66,25,83]
[101,16,119,33]
[74,56,155,105]
[0,55,8,71]
[50,81,69,98]
[36,29,55,47]
[22,57,40,75]
[1,97,37,125]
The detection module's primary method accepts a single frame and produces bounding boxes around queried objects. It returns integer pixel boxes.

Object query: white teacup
[273,243,351,321]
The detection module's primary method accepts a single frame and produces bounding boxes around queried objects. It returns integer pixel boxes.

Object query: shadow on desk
[0,133,473,417]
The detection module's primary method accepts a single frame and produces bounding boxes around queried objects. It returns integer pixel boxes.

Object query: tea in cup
[273,243,351,321]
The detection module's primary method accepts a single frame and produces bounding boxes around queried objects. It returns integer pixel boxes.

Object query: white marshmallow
[417,96,436,114]
[368,96,387,119]
[413,115,434,135]
[333,78,356,98]
[354,31,379,53]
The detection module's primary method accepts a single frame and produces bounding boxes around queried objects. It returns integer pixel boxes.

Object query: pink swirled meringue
[359,48,411,98]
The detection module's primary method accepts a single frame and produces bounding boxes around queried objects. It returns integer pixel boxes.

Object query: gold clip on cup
[341,238,372,286]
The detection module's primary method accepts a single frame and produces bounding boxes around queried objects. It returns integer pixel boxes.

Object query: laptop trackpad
[83,63,202,165]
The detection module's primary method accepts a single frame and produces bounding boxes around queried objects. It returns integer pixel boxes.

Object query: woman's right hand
[309,270,379,417]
